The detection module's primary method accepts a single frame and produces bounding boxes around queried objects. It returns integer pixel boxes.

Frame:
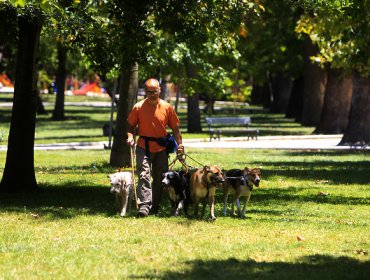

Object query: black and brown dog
[190,165,225,220]
[161,170,191,216]
[223,167,261,218]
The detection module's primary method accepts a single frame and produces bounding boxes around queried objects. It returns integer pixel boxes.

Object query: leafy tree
[238,0,304,113]
[296,0,370,144]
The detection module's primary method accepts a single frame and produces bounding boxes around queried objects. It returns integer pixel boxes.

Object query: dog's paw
[208,216,217,222]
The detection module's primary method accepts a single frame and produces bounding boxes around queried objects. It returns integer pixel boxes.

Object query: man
[126,78,184,217]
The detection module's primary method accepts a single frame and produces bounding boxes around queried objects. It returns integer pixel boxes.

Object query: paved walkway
[1,135,368,151]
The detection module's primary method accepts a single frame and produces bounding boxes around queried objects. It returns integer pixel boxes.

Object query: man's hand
[126,135,135,147]
[176,144,185,156]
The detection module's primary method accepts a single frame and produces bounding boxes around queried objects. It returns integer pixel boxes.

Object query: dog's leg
[241,193,252,218]
[127,190,133,216]
[116,194,122,214]
[175,200,184,216]
[120,193,128,217]
[209,196,216,220]
[235,197,242,217]
[223,192,228,216]
[193,198,200,218]
[200,200,207,218]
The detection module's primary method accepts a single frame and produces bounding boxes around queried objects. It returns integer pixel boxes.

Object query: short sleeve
[167,105,180,129]
[127,106,138,127]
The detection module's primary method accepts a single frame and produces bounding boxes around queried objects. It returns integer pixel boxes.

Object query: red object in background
[73,82,98,95]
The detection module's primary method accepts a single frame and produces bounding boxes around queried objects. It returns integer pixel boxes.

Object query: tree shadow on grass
[149,255,370,280]
[0,183,117,219]
[234,152,370,185]
[239,187,369,206]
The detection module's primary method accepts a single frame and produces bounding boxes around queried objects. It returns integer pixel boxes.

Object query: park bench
[205,117,259,141]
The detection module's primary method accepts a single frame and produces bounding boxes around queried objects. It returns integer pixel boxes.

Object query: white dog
[109,171,134,217]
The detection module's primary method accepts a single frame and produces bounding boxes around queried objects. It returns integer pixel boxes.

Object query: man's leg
[135,147,152,216]
[150,150,168,214]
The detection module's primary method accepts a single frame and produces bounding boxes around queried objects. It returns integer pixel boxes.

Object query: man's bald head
[145,78,160,90]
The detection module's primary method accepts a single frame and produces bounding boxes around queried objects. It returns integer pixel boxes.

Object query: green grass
[0,149,369,279]
[0,95,314,145]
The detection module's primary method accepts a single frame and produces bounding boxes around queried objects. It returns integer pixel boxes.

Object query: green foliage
[237,0,304,85]
[296,0,370,75]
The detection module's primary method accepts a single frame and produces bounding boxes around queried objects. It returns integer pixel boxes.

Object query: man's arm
[172,126,184,155]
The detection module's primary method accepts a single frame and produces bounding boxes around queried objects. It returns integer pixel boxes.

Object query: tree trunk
[301,36,327,126]
[261,80,272,109]
[270,74,293,114]
[110,63,138,167]
[286,76,304,121]
[0,12,42,192]
[52,43,67,120]
[314,69,352,134]
[339,72,370,146]
[251,83,263,105]
[185,61,202,133]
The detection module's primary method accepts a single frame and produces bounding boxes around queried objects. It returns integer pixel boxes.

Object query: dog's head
[109,171,133,194]
[243,167,261,187]
[161,171,182,192]
[203,165,225,188]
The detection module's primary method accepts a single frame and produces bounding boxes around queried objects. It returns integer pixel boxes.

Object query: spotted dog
[223,167,261,218]
[161,170,191,216]
[190,165,225,220]
[109,171,134,217]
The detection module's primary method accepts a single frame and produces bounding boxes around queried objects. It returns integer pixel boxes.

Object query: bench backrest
[205,117,251,127]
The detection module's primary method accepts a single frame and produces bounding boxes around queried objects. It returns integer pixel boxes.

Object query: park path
[1,101,368,150]
[1,134,368,151]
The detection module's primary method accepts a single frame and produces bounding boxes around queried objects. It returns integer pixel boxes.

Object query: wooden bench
[205,117,259,141]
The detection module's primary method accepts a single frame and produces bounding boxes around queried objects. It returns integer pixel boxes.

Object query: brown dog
[190,165,225,220]
[223,167,261,218]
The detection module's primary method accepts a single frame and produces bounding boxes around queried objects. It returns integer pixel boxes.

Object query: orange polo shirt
[127,98,180,153]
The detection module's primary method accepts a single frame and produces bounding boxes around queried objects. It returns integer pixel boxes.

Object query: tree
[314,68,352,134]
[237,0,304,112]
[0,3,43,192]
[297,0,370,144]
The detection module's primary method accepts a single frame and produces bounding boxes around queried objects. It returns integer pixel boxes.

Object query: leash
[168,153,189,173]
[168,152,207,173]
[130,145,139,209]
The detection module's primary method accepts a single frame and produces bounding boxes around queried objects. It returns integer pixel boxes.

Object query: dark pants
[135,147,168,215]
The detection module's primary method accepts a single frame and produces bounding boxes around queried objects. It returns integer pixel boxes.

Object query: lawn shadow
[233,151,370,186]
[151,255,370,280]
[0,184,117,219]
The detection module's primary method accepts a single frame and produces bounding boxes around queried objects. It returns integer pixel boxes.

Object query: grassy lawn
[0,94,314,145]
[0,148,369,279]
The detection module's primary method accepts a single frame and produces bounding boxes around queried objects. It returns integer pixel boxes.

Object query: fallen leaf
[318,192,329,196]
[297,235,305,241]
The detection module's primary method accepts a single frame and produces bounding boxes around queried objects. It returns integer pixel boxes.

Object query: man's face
[145,85,160,102]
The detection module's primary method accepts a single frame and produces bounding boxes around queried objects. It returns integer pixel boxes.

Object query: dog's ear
[203,165,210,172]
[244,167,250,173]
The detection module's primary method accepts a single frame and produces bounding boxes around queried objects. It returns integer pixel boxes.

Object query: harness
[226,175,254,191]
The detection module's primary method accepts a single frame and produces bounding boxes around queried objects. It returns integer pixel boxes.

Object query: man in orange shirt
[127,78,184,217]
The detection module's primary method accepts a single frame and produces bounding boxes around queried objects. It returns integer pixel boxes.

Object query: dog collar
[242,176,253,191]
